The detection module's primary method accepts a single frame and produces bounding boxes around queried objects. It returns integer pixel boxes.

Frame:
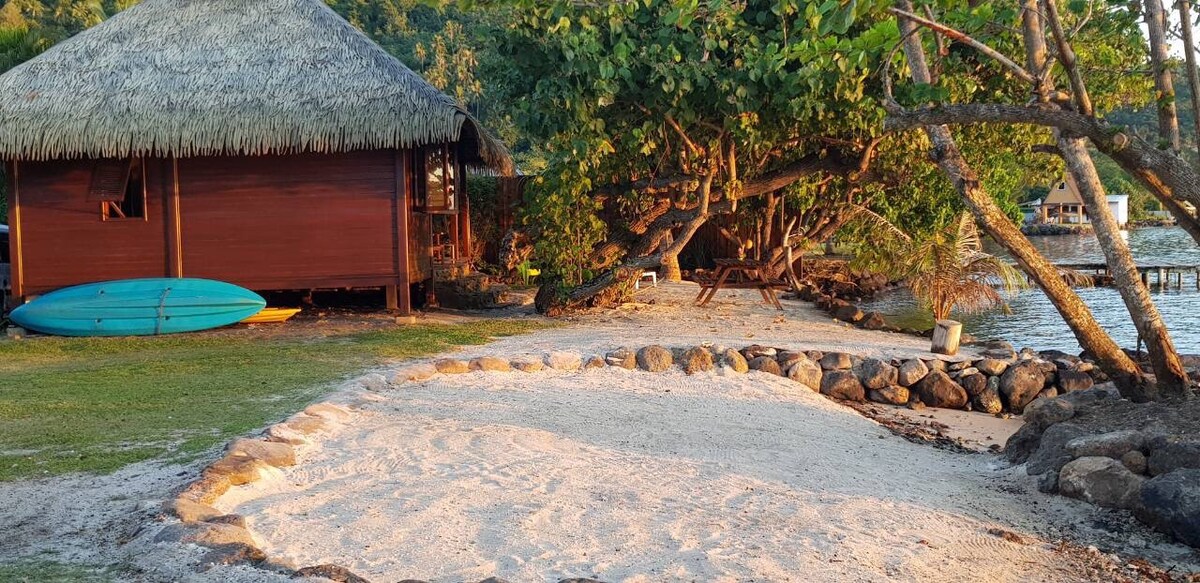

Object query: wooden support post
[1142,270,1149,286]
[931,319,963,356]
[385,285,399,312]
[1159,267,1166,290]
[7,161,24,300]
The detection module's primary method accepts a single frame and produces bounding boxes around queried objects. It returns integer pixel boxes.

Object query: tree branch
[888,7,1036,84]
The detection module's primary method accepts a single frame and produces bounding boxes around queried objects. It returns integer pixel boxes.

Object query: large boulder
[741,345,778,359]
[636,346,673,372]
[868,385,910,406]
[720,348,750,373]
[153,522,256,548]
[1065,430,1147,460]
[819,352,852,371]
[972,386,1003,415]
[959,372,987,397]
[1058,456,1146,509]
[1026,422,1090,476]
[294,564,372,583]
[227,439,295,468]
[820,370,865,401]
[1136,469,1200,547]
[1000,361,1046,413]
[912,370,968,409]
[860,312,887,330]
[749,356,783,376]
[511,356,545,372]
[1023,397,1076,430]
[1147,439,1200,477]
[896,359,928,387]
[854,358,897,390]
[786,358,823,391]
[680,347,714,375]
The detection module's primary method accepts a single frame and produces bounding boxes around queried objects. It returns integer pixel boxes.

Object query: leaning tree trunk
[1060,137,1188,396]
[1029,0,1187,396]
[895,0,1149,399]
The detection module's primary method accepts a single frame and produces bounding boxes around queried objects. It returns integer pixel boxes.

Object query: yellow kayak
[240,307,301,324]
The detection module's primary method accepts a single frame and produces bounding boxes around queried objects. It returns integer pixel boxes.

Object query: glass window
[420,145,457,212]
[90,158,146,220]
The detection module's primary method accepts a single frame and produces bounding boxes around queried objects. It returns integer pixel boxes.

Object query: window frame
[417,145,458,214]
[93,158,148,222]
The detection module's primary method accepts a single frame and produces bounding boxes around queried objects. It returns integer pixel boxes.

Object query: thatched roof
[0,0,512,173]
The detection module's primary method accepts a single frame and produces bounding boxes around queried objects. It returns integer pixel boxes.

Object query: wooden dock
[1053,261,1200,290]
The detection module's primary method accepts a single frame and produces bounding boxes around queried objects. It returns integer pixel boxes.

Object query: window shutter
[88,159,132,202]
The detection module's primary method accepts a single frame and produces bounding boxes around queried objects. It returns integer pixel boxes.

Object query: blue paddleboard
[9,278,266,337]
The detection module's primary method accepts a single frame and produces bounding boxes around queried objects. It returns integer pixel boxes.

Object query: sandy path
[218,368,1132,582]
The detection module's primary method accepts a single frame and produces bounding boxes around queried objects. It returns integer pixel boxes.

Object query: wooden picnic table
[693,258,786,310]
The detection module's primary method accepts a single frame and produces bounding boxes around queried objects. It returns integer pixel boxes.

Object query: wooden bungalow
[0,0,511,315]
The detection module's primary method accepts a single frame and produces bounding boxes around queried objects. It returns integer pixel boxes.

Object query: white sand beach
[206,283,1198,582]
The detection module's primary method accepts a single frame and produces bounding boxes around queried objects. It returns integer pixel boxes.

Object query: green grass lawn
[0,561,116,582]
[0,319,544,481]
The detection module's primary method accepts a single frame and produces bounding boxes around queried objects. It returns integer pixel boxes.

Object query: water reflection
[858,227,1200,353]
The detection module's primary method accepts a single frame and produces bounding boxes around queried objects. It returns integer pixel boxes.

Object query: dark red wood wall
[16,158,169,293]
[11,150,427,299]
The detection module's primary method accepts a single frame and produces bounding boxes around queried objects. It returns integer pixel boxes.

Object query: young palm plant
[852,210,1027,353]
[903,212,1027,321]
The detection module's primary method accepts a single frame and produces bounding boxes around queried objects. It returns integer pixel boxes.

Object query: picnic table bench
[693,258,787,310]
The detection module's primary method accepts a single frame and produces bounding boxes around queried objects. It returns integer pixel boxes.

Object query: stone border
[152,341,1111,581]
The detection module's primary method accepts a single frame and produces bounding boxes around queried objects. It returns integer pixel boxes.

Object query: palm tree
[901,212,1026,321]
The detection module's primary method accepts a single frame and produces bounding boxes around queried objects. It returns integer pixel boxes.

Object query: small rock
[1122,450,1148,475]
[907,399,927,411]
[741,345,778,359]
[357,373,388,391]
[153,522,256,548]
[511,356,545,372]
[163,498,222,523]
[805,350,824,362]
[294,564,372,583]
[206,514,247,528]
[205,456,272,486]
[999,361,1045,414]
[583,355,606,369]
[228,439,295,467]
[286,414,328,435]
[396,363,438,382]
[749,356,783,376]
[469,356,512,372]
[860,311,886,330]
[545,351,583,371]
[1057,370,1094,392]
[896,359,928,387]
[604,348,637,369]
[720,348,749,373]
[1059,456,1146,509]
[680,347,714,375]
[264,423,307,445]
[972,386,1003,415]
[975,358,1009,376]
[854,358,897,390]
[820,370,865,401]
[199,542,266,568]
[636,345,673,372]
[868,385,910,405]
[1066,430,1147,460]
[819,352,852,371]
[947,360,971,372]
[776,350,807,368]
[303,403,351,422]
[912,370,968,409]
[1036,387,1058,401]
[834,305,864,323]
[786,358,823,390]
[1136,469,1200,546]
[434,358,470,374]
[924,358,948,372]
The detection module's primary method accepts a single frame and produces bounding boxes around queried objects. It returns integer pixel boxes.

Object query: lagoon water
[857,227,1200,354]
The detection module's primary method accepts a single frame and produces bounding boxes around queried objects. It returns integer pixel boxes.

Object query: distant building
[1037,176,1128,227]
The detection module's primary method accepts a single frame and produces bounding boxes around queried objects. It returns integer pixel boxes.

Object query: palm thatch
[0,0,512,174]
